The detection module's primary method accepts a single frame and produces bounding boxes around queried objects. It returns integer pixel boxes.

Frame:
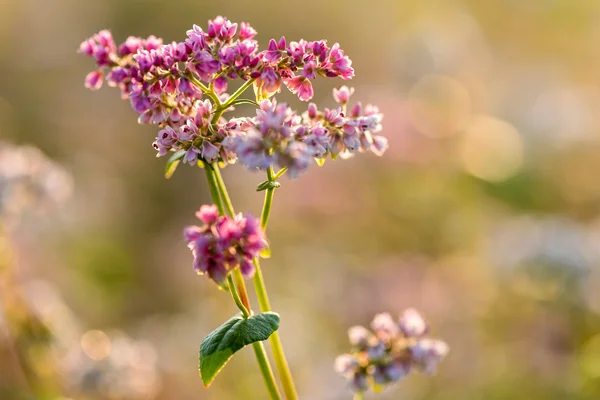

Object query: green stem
[261,184,275,229]
[213,166,299,400]
[252,260,297,400]
[232,268,251,312]
[273,167,288,180]
[228,98,261,108]
[203,163,225,215]
[227,275,250,318]
[353,392,365,400]
[185,72,222,107]
[252,342,282,400]
[221,78,257,109]
[213,165,236,217]
[203,164,281,400]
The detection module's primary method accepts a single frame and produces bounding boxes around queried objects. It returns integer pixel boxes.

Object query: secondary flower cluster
[183,205,266,285]
[335,309,449,394]
[223,87,387,178]
[79,17,386,178]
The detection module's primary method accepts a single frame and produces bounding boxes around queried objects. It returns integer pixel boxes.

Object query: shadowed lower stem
[213,165,299,400]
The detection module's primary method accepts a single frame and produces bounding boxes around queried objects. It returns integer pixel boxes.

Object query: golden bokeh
[80,329,112,361]
[458,115,523,182]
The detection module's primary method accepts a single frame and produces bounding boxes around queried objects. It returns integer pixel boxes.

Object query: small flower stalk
[335,309,449,394]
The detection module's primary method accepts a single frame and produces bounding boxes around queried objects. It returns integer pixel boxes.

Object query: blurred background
[2,0,600,399]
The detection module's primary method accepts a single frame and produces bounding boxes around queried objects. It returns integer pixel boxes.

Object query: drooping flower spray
[79,16,444,398]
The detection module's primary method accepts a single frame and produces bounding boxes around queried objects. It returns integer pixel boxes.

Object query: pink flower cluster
[224,87,387,178]
[335,309,449,393]
[183,205,266,285]
[79,17,386,175]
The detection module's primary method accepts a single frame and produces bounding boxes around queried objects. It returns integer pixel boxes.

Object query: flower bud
[410,339,449,375]
[399,308,428,338]
[333,86,355,105]
[348,326,371,347]
[334,354,358,377]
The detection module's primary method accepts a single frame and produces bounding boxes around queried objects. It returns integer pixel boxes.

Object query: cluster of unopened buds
[335,309,449,394]
[79,16,387,179]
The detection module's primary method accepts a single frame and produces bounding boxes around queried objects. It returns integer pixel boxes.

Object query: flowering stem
[213,165,299,400]
[213,165,236,217]
[221,78,257,110]
[227,274,250,318]
[203,162,225,215]
[251,342,282,400]
[203,163,281,400]
[185,72,222,107]
[353,392,365,400]
[273,167,288,180]
[229,98,260,108]
[260,168,276,229]
[255,168,298,400]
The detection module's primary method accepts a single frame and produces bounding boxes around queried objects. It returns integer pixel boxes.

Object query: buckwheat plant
[335,309,449,399]
[80,16,445,399]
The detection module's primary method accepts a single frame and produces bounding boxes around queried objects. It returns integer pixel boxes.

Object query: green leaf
[165,150,186,179]
[256,180,281,192]
[199,312,280,387]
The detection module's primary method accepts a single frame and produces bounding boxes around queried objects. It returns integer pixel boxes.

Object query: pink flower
[348,326,371,347]
[327,43,354,80]
[183,146,201,164]
[336,309,448,393]
[264,36,286,63]
[371,135,389,156]
[207,16,237,41]
[287,40,307,63]
[371,312,399,341]
[196,204,219,224]
[334,354,359,377]
[201,141,220,163]
[276,141,311,178]
[84,70,104,90]
[192,50,221,81]
[284,76,314,101]
[213,75,228,95]
[153,126,178,157]
[301,60,317,80]
[239,22,257,41]
[257,66,281,95]
[184,206,266,285]
[333,86,355,105]
[79,39,95,56]
[305,104,317,121]
[186,24,207,52]
[410,339,449,375]
[303,126,330,158]
[118,36,143,56]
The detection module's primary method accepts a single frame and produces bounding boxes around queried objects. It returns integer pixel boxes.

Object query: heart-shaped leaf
[199,312,280,387]
[165,149,186,179]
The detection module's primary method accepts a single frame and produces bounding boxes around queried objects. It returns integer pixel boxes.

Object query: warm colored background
[2,1,600,399]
